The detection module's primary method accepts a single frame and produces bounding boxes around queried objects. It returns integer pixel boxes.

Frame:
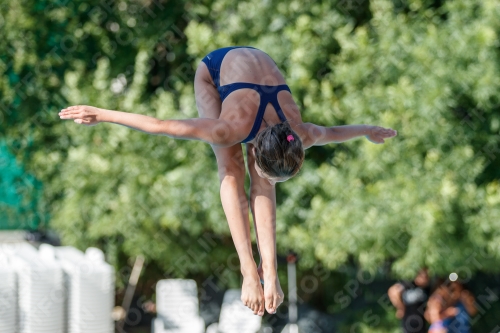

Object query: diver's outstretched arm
[299,123,397,147]
[59,105,240,147]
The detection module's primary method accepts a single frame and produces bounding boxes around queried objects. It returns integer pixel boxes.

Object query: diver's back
[219,48,286,87]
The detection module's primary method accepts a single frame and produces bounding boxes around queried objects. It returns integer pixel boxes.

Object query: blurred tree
[280,0,500,278]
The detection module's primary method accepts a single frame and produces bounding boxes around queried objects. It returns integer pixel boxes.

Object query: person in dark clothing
[388,268,431,333]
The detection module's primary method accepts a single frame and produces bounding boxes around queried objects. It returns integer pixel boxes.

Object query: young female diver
[59,46,397,316]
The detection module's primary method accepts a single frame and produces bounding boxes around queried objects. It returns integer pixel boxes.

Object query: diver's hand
[365,125,397,144]
[59,105,103,126]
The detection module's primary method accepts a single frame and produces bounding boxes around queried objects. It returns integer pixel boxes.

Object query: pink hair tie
[287,134,294,142]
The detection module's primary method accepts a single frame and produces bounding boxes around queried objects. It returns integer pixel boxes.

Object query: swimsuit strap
[231,84,290,143]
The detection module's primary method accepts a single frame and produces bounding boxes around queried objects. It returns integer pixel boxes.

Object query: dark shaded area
[450,94,500,187]
[335,0,373,28]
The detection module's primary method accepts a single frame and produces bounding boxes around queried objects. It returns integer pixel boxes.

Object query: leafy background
[1,0,500,331]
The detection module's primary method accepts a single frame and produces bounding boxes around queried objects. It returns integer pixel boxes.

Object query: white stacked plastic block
[153,279,205,333]
[0,253,17,333]
[50,245,114,333]
[2,243,64,333]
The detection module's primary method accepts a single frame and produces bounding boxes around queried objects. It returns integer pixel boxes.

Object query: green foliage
[279,0,500,278]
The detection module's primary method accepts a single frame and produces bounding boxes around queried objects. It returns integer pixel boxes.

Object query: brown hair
[254,121,304,178]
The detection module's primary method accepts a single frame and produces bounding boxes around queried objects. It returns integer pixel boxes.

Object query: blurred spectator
[443,281,477,333]
[424,278,477,333]
[425,283,457,333]
[388,268,431,333]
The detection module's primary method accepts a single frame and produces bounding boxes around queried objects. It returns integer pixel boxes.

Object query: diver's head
[253,121,304,185]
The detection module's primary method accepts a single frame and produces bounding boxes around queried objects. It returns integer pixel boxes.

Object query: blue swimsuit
[201,46,292,143]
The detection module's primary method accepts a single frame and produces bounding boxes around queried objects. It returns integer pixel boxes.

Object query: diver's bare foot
[241,272,265,316]
[262,272,284,314]
[258,264,284,314]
